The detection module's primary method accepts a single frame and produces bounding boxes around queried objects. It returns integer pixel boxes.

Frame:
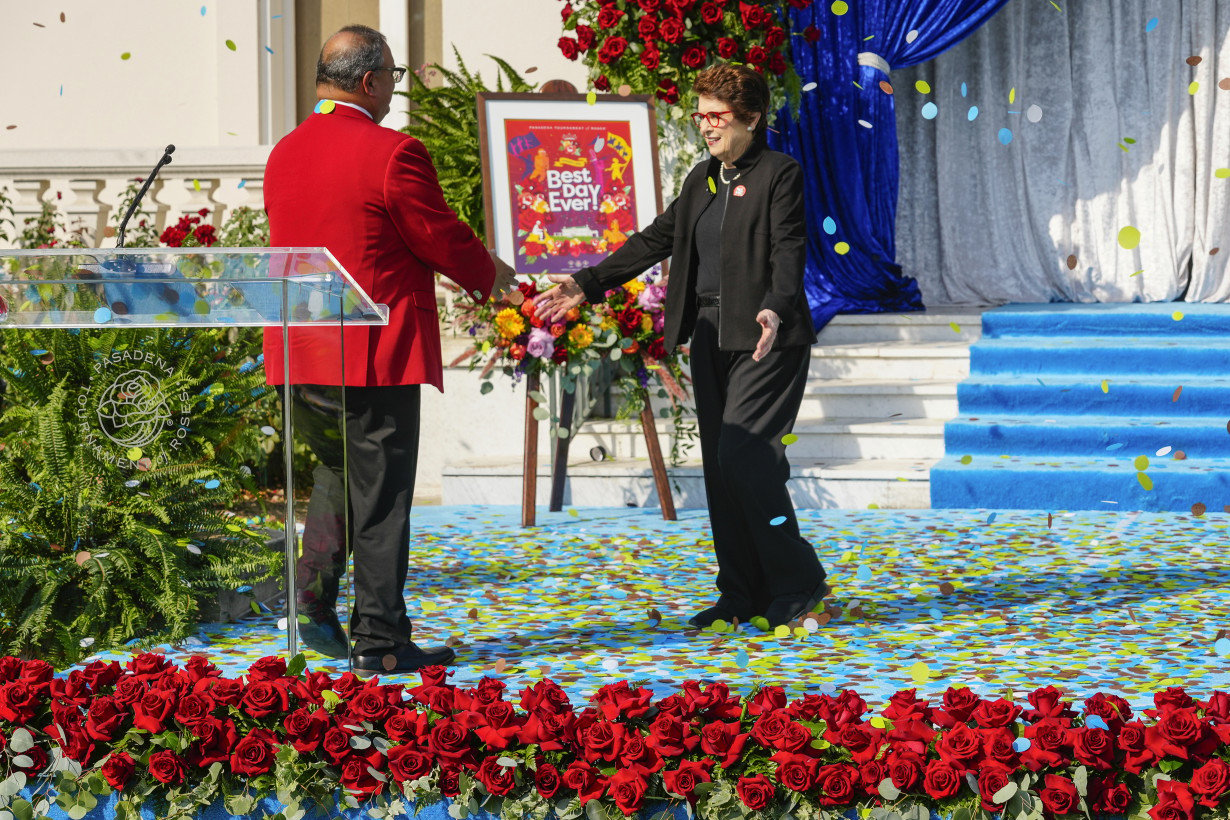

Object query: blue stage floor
[77,506,1230,708]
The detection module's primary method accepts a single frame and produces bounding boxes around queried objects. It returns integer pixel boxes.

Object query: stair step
[943,414,1230,458]
[810,341,971,380]
[969,337,1230,375]
[816,310,985,344]
[441,456,935,509]
[798,379,959,418]
[982,303,1230,339]
[930,453,1230,511]
[957,375,1230,416]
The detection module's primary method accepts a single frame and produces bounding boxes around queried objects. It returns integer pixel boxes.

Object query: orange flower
[622,340,639,355]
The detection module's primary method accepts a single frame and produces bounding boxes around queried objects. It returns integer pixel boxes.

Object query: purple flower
[526,327,555,359]
[637,283,665,312]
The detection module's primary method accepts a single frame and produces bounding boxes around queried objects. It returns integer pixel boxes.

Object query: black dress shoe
[352,641,456,675]
[688,604,751,629]
[763,580,832,628]
[297,610,349,659]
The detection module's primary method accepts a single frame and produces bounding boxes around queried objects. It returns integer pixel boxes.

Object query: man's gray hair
[316,25,387,91]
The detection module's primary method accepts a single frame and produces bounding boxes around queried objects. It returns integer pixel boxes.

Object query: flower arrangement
[2,651,1229,820]
[557,0,816,116]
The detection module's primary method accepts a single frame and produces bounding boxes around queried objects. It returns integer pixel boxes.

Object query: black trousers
[689,305,825,616]
[289,383,420,655]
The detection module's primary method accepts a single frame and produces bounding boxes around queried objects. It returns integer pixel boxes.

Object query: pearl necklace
[719,164,741,185]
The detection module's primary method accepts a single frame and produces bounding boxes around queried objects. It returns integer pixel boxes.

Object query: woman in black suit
[536,64,828,629]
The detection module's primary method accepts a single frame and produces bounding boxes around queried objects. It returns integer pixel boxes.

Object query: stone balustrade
[0,146,272,247]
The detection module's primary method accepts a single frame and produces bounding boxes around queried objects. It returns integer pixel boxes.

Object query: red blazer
[262,105,494,390]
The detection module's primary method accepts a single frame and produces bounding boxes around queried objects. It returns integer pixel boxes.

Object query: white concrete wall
[438,0,587,90]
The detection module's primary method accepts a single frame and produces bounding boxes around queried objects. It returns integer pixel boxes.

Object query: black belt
[697,293,720,308]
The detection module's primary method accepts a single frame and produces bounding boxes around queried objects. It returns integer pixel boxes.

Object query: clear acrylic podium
[0,247,386,663]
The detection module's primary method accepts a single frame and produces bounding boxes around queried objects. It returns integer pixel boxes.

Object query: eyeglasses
[371,66,407,82]
[691,110,734,127]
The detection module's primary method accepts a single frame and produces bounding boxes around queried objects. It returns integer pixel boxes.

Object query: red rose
[561,2,574,22]
[246,656,286,682]
[1039,774,1080,817]
[348,688,393,723]
[740,1,771,29]
[773,752,819,793]
[322,724,356,765]
[769,52,787,76]
[648,338,667,361]
[972,698,1021,728]
[923,759,963,800]
[749,686,787,715]
[700,1,723,23]
[1150,707,1218,760]
[85,695,128,741]
[563,760,607,804]
[558,37,580,61]
[637,16,658,40]
[204,677,244,707]
[338,750,386,798]
[663,759,714,804]
[385,708,426,744]
[101,751,136,790]
[535,762,563,799]
[0,657,23,683]
[148,749,187,785]
[428,718,474,763]
[977,762,1015,814]
[1021,719,1072,771]
[438,764,461,796]
[1090,775,1132,815]
[12,743,46,775]
[717,37,739,59]
[1118,720,1157,774]
[887,718,935,756]
[78,660,123,690]
[681,45,707,69]
[658,16,684,43]
[0,681,39,724]
[746,46,767,65]
[476,754,517,796]
[645,712,698,758]
[837,722,884,764]
[388,746,434,783]
[1149,780,1196,820]
[57,722,96,765]
[607,768,648,816]
[1191,758,1230,808]
[751,709,792,748]
[738,773,775,809]
[576,25,596,50]
[1070,726,1115,770]
[230,728,278,776]
[619,729,664,773]
[640,45,660,70]
[934,687,981,727]
[284,706,331,752]
[174,692,215,727]
[858,760,888,796]
[817,763,859,806]
[656,79,678,104]
[981,727,1020,767]
[1154,687,1197,713]
[182,656,221,685]
[1024,686,1075,723]
[887,750,924,792]
[241,680,289,719]
[186,716,238,767]
[638,0,662,11]
[803,24,821,43]
[788,0,813,7]
[936,723,984,771]
[50,677,91,708]
[133,689,176,733]
[883,689,932,723]
[127,653,172,679]
[594,75,613,92]
[700,720,749,768]
[1199,691,1230,724]
[765,25,786,49]
[597,37,627,64]
[597,7,624,29]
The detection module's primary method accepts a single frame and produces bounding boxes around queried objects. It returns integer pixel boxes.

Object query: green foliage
[110,178,161,249]
[0,185,14,245]
[17,198,86,249]
[398,48,537,242]
[0,326,281,666]
[217,205,270,247]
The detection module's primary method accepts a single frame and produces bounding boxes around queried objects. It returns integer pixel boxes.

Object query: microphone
[116,144,175,248]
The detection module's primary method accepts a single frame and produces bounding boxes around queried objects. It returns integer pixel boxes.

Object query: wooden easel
[521,375,676,526]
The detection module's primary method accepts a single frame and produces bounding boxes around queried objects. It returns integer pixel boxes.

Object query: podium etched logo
[77,349,191,467]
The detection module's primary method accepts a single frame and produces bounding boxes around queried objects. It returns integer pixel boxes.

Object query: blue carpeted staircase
[930,303,1230,511]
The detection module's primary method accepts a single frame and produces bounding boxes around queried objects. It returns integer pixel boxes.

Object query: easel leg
[522,373,540,527]
[639,392,677,521]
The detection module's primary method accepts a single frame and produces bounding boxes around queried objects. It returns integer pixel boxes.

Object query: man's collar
[317,99,374,120]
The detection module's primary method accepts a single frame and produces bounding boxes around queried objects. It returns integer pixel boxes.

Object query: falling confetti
[225,39,237,51]
[822,216,837,235]
[949,322,961,333]
[915,80,931,94]
[1066,255,1079,270]
[1136,472,1153,491]
[1134,455,1149,470]
[802,82,818,92]
[1172,386,1183,402]
[1172,311,1184,321]
[1101,380,1110,393]
[998,128,1013,145]
[1118,226,1141,250]
[831,1,849,15]
[879,81,893,95]
[833,241,850,255]
[921,102,938,120]
[1191,502,1207,517]
[960,82,968,97]
[967,106,979,121]
[1188,81,1200,95]
[781,433,799,446]
[120,52,131,60]
[586,91,597,105]
[1215,169,1230,179]
[1156,446,1172,457]
[959,455,973,464]
[1009,88,1016,104]
[1026,105,1043,123]
[1145,17,1159,32]
[769,516,788,526]
[617,84,631,96]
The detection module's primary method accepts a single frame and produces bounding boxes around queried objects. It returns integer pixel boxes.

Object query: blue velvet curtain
[768,0,1013,330]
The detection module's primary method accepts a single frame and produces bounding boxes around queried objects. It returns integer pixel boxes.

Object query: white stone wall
[438,0,587,90]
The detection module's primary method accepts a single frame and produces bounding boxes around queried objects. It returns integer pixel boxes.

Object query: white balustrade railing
[0,146,272,247]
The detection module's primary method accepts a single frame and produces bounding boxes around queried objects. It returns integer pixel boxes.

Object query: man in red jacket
[263,24,515,674]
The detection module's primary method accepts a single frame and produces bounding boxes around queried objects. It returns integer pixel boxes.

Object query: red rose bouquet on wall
[557,0,813,116]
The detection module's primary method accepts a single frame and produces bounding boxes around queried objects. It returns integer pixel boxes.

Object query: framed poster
[477,92,664,275]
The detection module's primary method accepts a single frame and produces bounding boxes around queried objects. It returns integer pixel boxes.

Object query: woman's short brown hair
[693,63,771,139]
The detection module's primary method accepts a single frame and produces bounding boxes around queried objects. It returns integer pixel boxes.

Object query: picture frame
[476,92,665,276]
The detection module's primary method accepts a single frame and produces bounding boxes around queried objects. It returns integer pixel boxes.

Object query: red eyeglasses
[690,110,733,127]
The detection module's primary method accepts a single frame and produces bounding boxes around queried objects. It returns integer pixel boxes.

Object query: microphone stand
[116,144,175,248]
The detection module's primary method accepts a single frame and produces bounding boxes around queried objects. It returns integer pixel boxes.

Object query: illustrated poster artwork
[503,119,639,274]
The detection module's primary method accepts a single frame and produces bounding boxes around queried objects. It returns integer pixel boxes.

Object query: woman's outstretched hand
[752,309,780,362]
[535,274,586,323]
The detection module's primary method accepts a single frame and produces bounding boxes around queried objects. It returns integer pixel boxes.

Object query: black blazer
[573,137,817,352]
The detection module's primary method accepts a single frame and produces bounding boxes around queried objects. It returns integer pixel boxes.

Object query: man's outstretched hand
[535,273,586,323]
